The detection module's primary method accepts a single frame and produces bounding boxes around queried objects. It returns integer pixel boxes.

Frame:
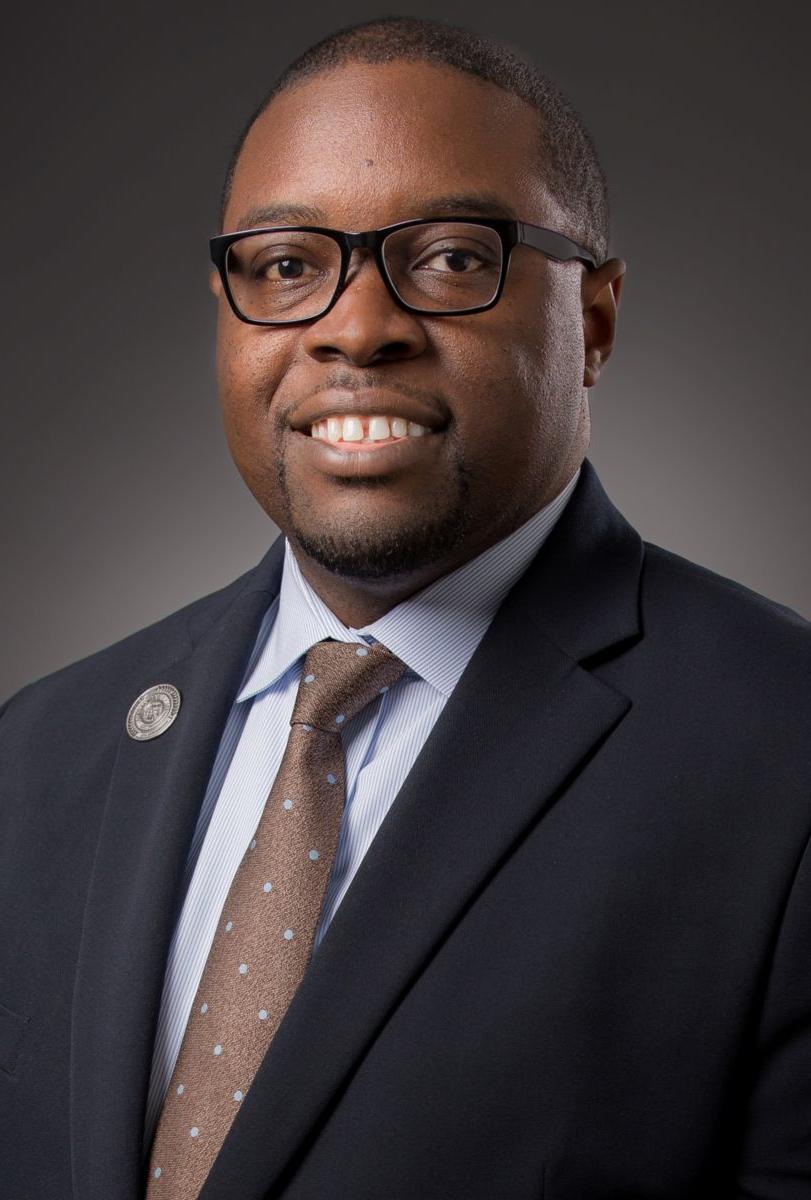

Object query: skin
[213,60,625,627]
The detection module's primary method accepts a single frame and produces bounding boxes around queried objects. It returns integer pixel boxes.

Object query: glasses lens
[225,231,341,322]
[382,222,503,312]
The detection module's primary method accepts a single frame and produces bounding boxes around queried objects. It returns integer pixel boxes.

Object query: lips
[288,388,449,437]
[285,386,449,479]
[291,424,444,476]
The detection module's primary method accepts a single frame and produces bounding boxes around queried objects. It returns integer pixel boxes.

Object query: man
[1,15,810,1200]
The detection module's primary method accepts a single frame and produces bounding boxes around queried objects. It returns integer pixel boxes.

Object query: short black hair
[220,15,610,263]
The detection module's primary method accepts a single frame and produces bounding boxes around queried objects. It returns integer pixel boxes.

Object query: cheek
[215,318,295,443]
[214,323,303,516]
[463,282,582,409]
[509,281,585,425]
[449,276,586,488]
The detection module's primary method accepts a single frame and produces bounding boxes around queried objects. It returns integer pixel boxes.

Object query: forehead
[226,60,564,232]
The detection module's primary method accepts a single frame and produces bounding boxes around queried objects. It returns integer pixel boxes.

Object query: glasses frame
[209,216,598,326]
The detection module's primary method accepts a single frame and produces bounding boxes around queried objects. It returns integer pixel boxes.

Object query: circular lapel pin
[126,684,182,741]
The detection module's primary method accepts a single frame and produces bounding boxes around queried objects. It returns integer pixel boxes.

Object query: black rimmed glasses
[209,217,598,326]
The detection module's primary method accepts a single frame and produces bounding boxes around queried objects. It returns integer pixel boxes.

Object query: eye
[256,255,319,282]
[268,257,304,279]
[417,245,489,273]
[241,240,331,285]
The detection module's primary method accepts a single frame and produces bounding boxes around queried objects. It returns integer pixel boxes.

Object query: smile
[309,413,430,448]
[293,423,443,476]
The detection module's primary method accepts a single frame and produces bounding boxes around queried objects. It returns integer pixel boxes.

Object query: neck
[285,457,585,627]
[288,544,473,628]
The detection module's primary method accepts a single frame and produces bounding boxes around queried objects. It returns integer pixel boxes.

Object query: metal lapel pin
[126,684,182,741]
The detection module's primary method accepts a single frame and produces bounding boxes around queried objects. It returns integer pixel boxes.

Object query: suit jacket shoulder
[637,538,811,701]
[0,538,285,744]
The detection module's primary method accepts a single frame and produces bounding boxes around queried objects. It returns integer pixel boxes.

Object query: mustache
[275,369,452,427]
[312,369,442,403]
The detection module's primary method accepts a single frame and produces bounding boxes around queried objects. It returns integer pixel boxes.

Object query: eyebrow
[232,192,518,231]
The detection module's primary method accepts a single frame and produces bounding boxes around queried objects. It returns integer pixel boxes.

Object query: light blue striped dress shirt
[143,465,580,1150]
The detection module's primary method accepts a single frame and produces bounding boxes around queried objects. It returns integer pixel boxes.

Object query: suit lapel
[199,460,644,1199]
[70,544,285,1200]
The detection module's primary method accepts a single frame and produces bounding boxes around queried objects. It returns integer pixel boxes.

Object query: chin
[291,509,473,583]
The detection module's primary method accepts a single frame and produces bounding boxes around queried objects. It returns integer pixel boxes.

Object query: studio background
[2,0,809,702]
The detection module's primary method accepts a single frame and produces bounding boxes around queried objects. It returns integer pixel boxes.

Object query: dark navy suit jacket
[2,459,811,1199]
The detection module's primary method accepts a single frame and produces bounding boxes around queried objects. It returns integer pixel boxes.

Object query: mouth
[306,412,431,450]
[289,410,446,478]
[289,388,448,442]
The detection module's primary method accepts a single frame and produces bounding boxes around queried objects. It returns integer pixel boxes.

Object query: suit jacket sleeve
[737,820,811,1197]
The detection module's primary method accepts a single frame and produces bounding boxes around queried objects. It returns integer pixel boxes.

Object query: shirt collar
[237,466,580,703]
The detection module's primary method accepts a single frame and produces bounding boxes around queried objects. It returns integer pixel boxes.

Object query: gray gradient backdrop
[3,0,809,702]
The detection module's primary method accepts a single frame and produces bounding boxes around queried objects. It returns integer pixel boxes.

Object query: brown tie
[145,639,407,1198]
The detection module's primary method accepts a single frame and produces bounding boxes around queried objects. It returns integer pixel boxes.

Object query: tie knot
[291,640,406,733]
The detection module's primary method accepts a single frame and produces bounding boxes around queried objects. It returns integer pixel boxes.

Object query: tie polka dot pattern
[145,639,406,1198]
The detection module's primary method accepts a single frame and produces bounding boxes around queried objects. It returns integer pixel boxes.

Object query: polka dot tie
[145,640,406,1198]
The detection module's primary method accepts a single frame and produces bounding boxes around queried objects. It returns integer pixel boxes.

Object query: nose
[299,248,428,366]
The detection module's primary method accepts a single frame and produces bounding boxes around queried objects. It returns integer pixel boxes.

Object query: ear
[582,258,625,388]
[209,269,223,298]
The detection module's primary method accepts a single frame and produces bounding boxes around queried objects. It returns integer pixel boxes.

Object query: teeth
[342,416,364,441]
[309,414,431,441]
[368,416,391,441]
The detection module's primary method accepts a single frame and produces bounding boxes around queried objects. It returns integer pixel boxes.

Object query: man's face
[215,61,617,583]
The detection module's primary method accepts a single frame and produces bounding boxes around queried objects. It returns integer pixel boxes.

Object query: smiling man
[210,51,621,624]
[2,16,811,1200]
